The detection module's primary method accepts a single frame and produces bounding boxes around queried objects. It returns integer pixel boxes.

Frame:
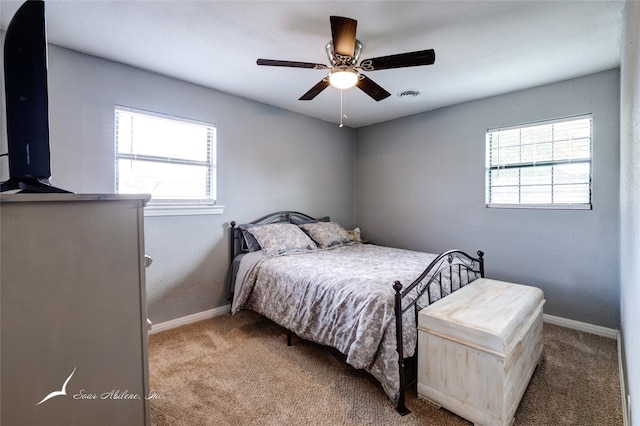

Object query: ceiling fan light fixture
[329,69,359,89]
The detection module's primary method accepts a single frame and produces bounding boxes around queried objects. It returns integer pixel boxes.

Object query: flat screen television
[1,0,69,193]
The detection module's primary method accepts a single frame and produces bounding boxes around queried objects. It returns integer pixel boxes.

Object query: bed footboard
[393,249,485,415]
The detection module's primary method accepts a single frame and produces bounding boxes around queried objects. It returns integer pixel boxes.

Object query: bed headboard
[229,211,317,264]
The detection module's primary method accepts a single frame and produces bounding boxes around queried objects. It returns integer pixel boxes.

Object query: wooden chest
[417,278,545,426]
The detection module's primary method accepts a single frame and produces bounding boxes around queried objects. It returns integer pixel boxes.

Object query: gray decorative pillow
[299,222,352,249]
[238,223,262,252]
[247,223,317,255]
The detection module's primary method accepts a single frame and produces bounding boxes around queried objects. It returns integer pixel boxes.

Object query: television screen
[2,0,69,193]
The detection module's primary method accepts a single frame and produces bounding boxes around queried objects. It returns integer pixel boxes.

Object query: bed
[228,211,484,414]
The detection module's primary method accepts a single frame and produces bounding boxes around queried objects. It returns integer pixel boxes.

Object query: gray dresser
[1,193,151,425]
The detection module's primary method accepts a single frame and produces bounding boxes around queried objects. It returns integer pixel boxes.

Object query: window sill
[486,203,592,210]
[144,204,225,217]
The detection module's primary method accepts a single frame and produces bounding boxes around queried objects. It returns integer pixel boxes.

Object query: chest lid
[418,278,545,355]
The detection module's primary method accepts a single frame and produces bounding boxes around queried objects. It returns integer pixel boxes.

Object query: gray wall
[620,0,639,422]
[0,32,626,334]
[0,41,356,324]
[356,69,620,329]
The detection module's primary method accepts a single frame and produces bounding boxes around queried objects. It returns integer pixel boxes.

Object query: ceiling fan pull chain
[344,90,348,121]
[339,89,345,127]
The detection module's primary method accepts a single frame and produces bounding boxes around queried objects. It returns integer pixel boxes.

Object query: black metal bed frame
[228,211,484,415]
[392,248,484,414]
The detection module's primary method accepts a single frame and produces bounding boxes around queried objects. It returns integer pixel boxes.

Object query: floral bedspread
[231,243,441,403]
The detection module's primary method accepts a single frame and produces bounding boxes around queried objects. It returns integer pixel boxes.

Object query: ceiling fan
[256,16,436,102]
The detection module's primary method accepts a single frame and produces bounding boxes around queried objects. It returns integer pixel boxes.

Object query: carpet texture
[148,311,622,425]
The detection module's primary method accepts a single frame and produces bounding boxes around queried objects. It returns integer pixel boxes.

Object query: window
[115,106,220,215]
[486,115,592,209]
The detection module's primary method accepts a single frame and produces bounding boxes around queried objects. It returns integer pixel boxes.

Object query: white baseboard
[151,309,618,338]
[618,333,630,426]
[148,304,230,335]
[543,313,619,339]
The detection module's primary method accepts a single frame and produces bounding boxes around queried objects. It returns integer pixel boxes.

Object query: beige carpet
[148,311,622,425]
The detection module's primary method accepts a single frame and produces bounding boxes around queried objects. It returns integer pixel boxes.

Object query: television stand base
[0,178,72,194]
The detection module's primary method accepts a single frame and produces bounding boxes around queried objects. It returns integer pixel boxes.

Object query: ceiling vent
[398,89,421,99]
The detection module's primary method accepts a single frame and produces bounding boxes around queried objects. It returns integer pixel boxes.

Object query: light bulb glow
[329,69,359,89]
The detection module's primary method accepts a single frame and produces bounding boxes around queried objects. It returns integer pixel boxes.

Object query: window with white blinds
[115,106,216,205]
[486,115,592,209]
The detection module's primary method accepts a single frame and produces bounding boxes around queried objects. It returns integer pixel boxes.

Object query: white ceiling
[0,0,626,128]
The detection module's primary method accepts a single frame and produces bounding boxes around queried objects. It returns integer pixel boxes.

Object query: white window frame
[115,106,223,216]
[485,114,593,210]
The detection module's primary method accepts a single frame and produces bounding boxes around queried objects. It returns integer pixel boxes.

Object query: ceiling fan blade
[257,59,328,69]
[330,16,357,58]
[359,49,436,71]
[299,79,331,101]
[356,75,391,101]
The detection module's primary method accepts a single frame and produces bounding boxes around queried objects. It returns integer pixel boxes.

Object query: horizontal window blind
[115,107,216,204]
[486,115,592,209]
